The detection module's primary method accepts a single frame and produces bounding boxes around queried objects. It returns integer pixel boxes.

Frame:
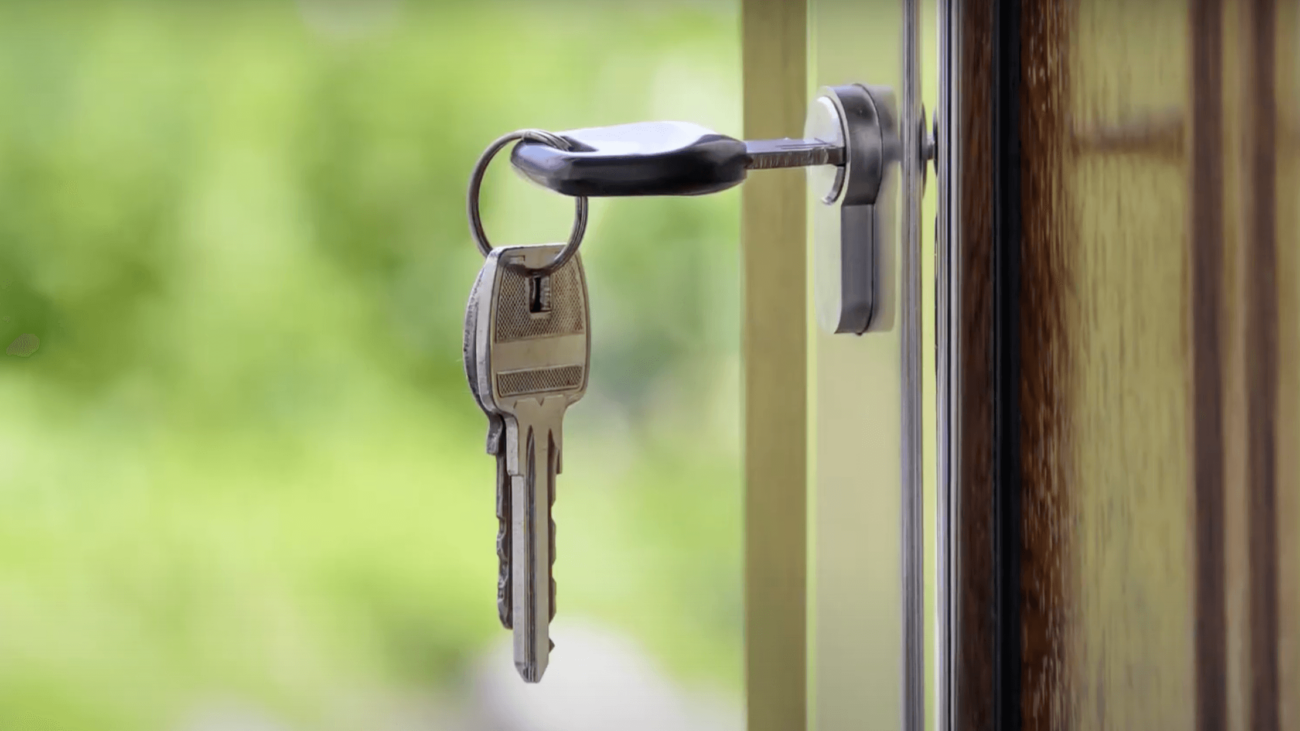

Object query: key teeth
[485,417,504,455]
[498,578,511,629]
[497,517,512,629]
[496,451,512,629]
[548,489,555,617]
[497,526,510,562]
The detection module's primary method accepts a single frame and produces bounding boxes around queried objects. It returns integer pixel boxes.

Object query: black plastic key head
[510,121,748,197]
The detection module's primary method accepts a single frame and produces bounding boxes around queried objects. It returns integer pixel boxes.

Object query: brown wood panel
[1019,2,1073,728]
[1237,2,1281,729]
[956,1,995,726]
[955,4,1077,728]
[950,1,1300,727]
[1190,2,1229,730]
[957,1,1200,728]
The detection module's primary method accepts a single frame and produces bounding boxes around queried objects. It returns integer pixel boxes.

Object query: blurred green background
[0,1,743,728]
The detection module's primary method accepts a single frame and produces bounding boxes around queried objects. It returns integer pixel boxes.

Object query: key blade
[512,424,555,682]
[744,137,845,169]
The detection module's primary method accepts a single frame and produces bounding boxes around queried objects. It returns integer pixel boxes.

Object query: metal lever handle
[509,121,845,197]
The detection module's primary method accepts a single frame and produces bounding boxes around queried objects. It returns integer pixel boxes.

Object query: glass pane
[0,3,744,729]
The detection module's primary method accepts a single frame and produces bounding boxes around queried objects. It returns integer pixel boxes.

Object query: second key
[469,242,590,683]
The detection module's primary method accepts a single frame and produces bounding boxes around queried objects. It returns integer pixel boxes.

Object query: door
[935,0,1300,729]
[743,1,1300,730]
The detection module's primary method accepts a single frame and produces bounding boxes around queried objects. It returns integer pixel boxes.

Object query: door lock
[509,83,920,334]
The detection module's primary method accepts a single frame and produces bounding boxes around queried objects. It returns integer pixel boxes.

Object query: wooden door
[938,1,1300,729]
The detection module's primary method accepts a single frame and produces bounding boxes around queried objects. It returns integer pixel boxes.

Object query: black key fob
[510,121,749,197]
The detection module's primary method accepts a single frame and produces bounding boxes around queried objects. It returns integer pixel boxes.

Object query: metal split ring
[467,129,588,273]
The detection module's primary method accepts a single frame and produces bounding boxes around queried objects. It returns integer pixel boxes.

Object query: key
[463,265,512,629]
[509,120,845,197]
[471,242,590,683]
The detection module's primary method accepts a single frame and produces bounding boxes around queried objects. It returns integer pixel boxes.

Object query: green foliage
[0,2,741,728]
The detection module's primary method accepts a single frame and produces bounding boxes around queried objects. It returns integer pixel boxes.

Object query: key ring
[467,129,589,273]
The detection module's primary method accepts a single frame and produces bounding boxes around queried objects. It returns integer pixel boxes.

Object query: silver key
[470,243,590,683]
[464,265,512,629]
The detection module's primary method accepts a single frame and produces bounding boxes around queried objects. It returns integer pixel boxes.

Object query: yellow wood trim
[742,1,808,730]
